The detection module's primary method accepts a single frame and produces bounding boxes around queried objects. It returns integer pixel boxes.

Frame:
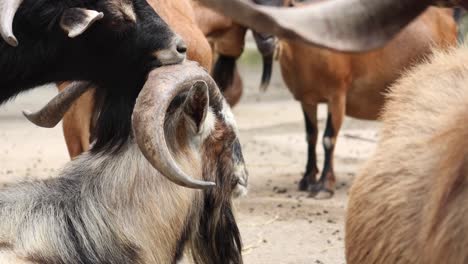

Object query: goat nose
[176,38,187,54]
[154,36,187,66]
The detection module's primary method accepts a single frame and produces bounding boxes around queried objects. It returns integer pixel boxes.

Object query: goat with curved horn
[21,63,217,189]
[1,0,23,46]
[132,62,220,189]
[23,81,91,128]
[199,0,434,52]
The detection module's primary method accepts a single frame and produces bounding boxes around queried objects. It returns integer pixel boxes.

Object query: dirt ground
[0,52,380,263]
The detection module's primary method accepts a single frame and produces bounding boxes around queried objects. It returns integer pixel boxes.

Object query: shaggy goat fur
[346,46,468,264]
[0,90,246,264]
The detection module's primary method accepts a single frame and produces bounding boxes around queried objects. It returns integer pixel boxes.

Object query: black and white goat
[0,62,248,263]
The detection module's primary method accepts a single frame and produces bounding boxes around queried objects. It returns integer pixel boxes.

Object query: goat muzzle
[132,61,222,189]
[1,0,23,46]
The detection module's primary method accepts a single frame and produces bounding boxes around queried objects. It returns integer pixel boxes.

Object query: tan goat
[346,46,468,264]
[276,5,457,198]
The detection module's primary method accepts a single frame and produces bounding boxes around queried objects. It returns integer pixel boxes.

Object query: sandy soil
[0,57,380,263]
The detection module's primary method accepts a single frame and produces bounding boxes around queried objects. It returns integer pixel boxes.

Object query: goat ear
[183,81,210,133]
[60,8,104,38]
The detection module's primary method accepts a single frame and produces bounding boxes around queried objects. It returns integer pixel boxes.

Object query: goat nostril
[176,39,187,54]
[177,43,187,54]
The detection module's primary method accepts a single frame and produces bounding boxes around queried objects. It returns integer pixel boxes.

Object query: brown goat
[346,46,468,264]
[276,5,457,198]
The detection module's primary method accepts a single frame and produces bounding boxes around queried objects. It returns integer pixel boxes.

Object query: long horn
[23,81,91,128]
[253,31,275,91]
[1,0,23,46]
[198,0,433,52]
[132,61,222,189]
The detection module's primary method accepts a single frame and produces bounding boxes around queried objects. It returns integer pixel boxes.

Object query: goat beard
[189,195,243,264]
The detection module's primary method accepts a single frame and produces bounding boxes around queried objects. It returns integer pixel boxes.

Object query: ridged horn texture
[198,0,433,52]
[1,0,23,46]
[132,61,222,189]
[23,81,91,128]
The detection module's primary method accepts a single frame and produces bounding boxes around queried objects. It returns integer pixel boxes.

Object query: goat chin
[0,139,200,264]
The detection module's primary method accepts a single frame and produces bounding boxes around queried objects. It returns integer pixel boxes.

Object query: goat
[264,2,457,198]
[345,46,468,264]
[1,62,248,263]
[54,0,271,159]
[55,0,213,158]
[0,0,186,104]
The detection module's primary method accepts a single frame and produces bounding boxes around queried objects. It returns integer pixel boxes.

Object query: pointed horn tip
[22,110,56,128]
[192,180,216,189]
[22,110,38,125]
[22,109,31,118]
[5,35,18,47]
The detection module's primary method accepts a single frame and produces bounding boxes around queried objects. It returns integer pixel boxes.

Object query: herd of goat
[1,0,468,263]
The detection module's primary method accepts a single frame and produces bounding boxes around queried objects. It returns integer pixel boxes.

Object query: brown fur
[280,6,457,196]
[193,0,245,106]
[346,46,468,264]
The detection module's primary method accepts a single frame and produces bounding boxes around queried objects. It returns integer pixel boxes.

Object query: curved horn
[23,81,91,127]
[132,61,222,189]
[198,0,433,52]
[1,0,23,46]
[253,31,275,91]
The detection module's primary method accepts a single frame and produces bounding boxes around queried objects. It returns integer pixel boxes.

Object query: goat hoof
[298,178,310,191]
[308,183,334,199]
[298,171,317,191]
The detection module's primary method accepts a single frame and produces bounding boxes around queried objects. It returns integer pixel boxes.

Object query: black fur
[212,54,237,93]
[299,108,318,191]
[173,216,193,264]
[193,190,243,264]
[1,0,178,151]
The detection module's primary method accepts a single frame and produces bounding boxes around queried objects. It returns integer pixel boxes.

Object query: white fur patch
[323,137,333,149]
[189,108,216,148]
[232,164,248,198]
[233,184,248,198]
[221,101,238,130]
